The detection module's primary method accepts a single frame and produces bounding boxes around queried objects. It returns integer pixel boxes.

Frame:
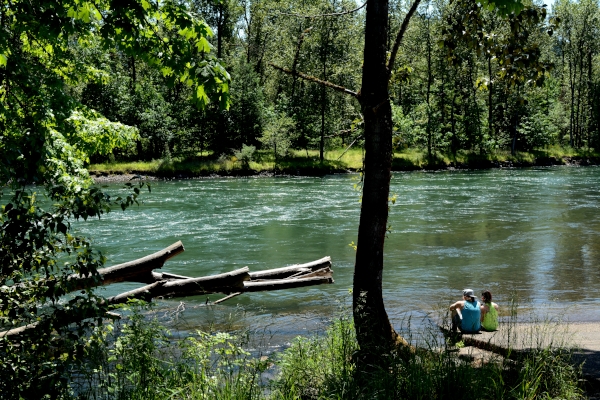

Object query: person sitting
[480,290,499,331]
[449,289,481,333]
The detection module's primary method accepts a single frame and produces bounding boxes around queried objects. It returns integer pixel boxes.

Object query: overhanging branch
[387,0,422,74]
[269,62,358,98]
[277,2,367,19]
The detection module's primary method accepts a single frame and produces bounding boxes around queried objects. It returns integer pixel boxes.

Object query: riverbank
[455,322,600,375]
[89,148,600,183]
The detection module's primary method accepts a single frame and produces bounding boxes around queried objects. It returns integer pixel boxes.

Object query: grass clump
[271,316,358,399]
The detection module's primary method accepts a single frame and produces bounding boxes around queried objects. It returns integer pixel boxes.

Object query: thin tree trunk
[320,24,329,162]
[426,17,432,159]
[451,91,457,155]
[569,58,575,147]
[488,56,493,141]
[217,4,224,59]
[511,90,521,156]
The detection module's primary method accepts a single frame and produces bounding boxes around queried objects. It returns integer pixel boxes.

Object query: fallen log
[67,241,185,291]
[248,256,331,280]
[108,267,251,304]
[0,310,122,340]
[108,266,334,304]
[243,275,333,292]
[438,325,526,360]
[210,264,334,304]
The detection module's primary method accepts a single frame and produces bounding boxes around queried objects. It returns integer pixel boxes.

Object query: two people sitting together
[449,289,499,333]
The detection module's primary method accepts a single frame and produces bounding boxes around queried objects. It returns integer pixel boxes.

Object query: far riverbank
[90,148,600,183]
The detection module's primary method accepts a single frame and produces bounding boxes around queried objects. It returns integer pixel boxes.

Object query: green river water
[74,166,600,345]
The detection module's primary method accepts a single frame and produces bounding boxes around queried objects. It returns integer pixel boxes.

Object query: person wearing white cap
[449,289,481,333]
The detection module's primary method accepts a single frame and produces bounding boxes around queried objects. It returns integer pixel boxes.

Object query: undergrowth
[73,304,268,399]
[67,303,583,399]
[272,316,583,400]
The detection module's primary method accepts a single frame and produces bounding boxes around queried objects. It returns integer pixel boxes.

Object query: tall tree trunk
[511,90,521,156]
[320,23,330,162]
[451,91,457,155]
[130,56,136,90]
[426,16,432,159]
[488,56,493,141]
[586,50,594,147]
[353,0,408,362]
[569,57,575,147]
[320,76,326,161]
[439,62,446,141]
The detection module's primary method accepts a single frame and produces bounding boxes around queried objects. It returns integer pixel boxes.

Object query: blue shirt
[462,300,481,333]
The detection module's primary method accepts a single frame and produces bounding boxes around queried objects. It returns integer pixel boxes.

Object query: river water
[75,167,600,345]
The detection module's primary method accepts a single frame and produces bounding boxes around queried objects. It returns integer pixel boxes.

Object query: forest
[74,0,600,164]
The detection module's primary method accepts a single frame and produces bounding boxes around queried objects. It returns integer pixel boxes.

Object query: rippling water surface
[74,167,600,343]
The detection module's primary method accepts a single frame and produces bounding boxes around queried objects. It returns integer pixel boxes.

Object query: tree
[0,0,228,396]
[352,0,549,367]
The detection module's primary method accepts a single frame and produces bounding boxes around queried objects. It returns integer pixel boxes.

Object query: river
[75,166,600,346]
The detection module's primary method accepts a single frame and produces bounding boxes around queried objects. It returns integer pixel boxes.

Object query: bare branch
[387,0,422,74]
[337,134,364,161]
[269,62,358,97]
[277,2,367,19]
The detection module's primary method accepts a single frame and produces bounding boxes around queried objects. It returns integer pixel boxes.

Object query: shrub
[234,144,256,167]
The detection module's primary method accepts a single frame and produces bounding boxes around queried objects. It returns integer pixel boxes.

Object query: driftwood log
[0,242,334,339]
[66,241,186,291]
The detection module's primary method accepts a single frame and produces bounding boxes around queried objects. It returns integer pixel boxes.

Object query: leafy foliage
[0,0,228,397]
[77,305,266,399]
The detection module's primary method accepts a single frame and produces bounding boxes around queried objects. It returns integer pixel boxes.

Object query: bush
[234,144,256,167]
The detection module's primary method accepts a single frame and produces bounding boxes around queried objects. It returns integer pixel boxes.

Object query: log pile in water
[0,242,334,339]
[63,241,333,304]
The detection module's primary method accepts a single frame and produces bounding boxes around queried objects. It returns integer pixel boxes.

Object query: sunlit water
[71,167,600,347]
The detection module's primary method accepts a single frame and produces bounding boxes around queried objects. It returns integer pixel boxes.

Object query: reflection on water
[75,167,600,341]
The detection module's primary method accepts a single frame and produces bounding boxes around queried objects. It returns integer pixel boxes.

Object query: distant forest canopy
[77,0,600,162]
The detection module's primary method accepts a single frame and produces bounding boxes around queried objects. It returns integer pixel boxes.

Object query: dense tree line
[72,0,600,162]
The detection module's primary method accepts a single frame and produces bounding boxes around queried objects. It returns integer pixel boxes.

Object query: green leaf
[196,85,210,106]
[196,37,211,53]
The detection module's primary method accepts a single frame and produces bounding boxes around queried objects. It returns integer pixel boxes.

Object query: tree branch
[337,133,364,160]
[277,2,367,19]
[387,0,422,74]
[269,62,358,97]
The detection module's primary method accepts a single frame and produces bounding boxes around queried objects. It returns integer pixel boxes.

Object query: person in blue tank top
[449,289,481,333]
